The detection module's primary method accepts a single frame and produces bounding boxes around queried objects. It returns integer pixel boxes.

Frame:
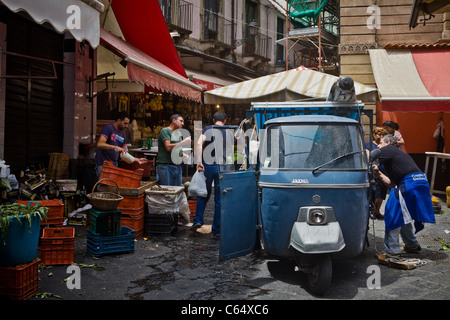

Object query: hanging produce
[149,95,164,111]
[118,94,129,111]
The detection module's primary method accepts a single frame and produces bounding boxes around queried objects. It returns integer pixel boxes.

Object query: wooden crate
[47,153,70,180]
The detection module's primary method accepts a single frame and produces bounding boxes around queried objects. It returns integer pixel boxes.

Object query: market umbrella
[203,67,377,104]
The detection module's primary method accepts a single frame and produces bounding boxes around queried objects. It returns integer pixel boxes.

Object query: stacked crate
[0,258,39,300]
[144,186,184,236]
[39,227,75,265]
[118,194,145,239]
[86,226,135,257]
[16,199,64,227]
[86,207,135,257]
[188,199,196,220]
[0,212,41,300]
[86,164,143,257]
[15,200,74,266]
[99,161,143,189]
[95,165,157,240]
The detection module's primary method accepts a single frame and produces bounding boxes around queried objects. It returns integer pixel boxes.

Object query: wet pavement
[27,194,450,305]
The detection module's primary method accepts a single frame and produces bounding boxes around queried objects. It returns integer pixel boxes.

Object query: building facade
[339,0,450,190]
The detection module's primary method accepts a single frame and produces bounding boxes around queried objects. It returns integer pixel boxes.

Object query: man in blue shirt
[94,112,142,178]
[190,112,231,238]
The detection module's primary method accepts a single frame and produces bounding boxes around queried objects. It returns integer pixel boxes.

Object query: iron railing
[159,0,193,31]
[201,10,236,47]
[243,33,272,60]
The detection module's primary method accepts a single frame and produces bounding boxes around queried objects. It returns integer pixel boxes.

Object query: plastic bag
[188,171,207,198]
[145,186,185,214]
[178,192,191,223]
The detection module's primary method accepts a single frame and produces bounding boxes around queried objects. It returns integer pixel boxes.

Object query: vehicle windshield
[261,124,367,170]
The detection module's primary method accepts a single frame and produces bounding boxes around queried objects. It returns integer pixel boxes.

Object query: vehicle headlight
[309,209,326,224]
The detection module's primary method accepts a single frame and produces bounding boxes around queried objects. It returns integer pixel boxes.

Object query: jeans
[384,222,420,255]
[95,165,102,179]
[193,164,224,235]
[156,164,183,186]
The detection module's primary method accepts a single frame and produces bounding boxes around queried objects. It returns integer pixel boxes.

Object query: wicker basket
[87,179,123,211]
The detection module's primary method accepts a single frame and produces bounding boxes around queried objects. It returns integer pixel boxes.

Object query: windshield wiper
[312,150,364,174]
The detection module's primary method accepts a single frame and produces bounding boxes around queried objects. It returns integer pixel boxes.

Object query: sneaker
[404,245,421,254]
[375,213,384,220]
[189,223,202,231]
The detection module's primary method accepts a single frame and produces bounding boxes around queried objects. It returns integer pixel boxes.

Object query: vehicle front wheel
[306,254,332,295]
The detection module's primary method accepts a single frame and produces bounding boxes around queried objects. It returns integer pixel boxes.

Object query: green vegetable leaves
[0,203,48,244]
[434,238,450,251]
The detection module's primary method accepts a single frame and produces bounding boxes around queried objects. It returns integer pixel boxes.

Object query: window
[276,17,285,65]
[261,124,367,170]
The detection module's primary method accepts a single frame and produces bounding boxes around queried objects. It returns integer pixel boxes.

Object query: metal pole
[318,14,322,71]
[285,1,289,71]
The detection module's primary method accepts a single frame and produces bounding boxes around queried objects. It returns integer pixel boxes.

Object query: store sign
[192,78,224,91]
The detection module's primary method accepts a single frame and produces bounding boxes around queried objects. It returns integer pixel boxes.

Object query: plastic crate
[117,194,145,209]
[119,160,154,179]
[89,208,122,237]
[144,212,178,236]
[40,227,75,265]
[121,209,144,239]
[99,161,144,189]
[16,199,64,226]
[0,258,39,300]
[0,214,41,267]
[188,200,196,220]
[86,226,135,257]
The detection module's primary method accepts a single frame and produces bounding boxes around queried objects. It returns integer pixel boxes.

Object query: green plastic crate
[89,208,121,237]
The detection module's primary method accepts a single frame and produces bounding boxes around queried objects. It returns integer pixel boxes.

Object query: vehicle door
[211,125,258,260]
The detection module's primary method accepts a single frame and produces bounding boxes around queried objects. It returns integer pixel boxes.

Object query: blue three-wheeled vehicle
[214,98,374,295]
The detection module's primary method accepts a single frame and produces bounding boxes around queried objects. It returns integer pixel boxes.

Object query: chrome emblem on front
[292,179,309,184]
[312,194,321,204]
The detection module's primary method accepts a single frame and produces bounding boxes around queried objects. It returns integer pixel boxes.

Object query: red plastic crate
[40,227,75,265]
[117,194,145,210]
[99,161,144,189]
[188,200,196,220]
[119,160,154,179]
[0,258,39,300]
[121,209,144,239]
[16,199,64,226]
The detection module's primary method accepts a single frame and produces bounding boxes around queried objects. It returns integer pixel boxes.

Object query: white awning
[0,0,104,48]
[369,48,450,112]
[204,67,377,104]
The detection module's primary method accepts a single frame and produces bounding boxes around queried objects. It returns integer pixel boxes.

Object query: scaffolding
[270,0,339,74]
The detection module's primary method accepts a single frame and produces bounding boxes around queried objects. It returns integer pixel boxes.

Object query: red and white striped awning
[100,29,202,103]
[369,48,450,112]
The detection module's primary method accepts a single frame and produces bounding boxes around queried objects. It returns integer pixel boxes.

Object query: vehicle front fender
[290,222,345,254]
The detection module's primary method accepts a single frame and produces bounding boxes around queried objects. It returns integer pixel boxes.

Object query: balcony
[201,10,236,56]
[242,33,272,60]
[159,0,193,33]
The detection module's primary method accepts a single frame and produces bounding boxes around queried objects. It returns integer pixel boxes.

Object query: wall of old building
[339,0,447,139]
[339,0,450,191]
[63,39,97,159]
